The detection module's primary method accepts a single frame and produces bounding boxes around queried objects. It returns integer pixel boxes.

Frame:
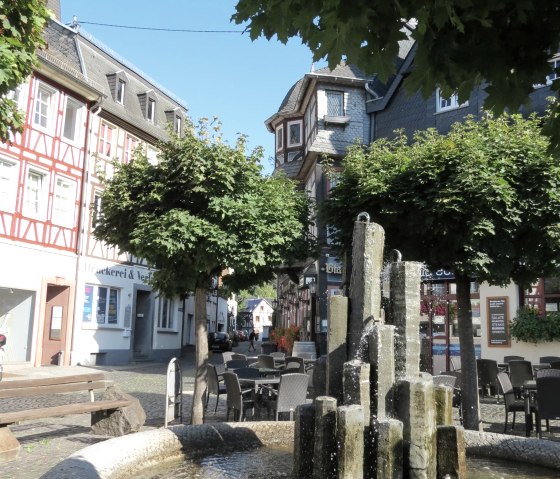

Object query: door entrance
[41,285,69,365]
[133,290,152,359]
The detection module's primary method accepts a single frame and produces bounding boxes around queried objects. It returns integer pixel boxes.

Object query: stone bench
[0,372,144,463]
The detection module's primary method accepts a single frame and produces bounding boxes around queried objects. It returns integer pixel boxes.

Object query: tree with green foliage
[323,113,560,430]
[0,0,51,142]
[94,119,316,424]
[233,1,560,144]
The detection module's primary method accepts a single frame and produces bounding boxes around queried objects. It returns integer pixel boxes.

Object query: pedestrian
[248,329,256,352]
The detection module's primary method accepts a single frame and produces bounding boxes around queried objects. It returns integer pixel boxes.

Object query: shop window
[83,284,119,325]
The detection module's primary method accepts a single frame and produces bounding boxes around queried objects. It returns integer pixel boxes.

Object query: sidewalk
[0,343,558,479]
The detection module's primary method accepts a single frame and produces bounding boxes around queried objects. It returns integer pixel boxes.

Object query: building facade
[0,12,228,367]
[268,38,560,368]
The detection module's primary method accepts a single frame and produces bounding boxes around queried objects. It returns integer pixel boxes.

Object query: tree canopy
[94,119,316,297]
[233,1,560,136]
[323,112,560,430]
[0,0,50,142]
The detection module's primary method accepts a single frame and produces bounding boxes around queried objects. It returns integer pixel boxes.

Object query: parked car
[236,330,247,341]
[208,332,233,352]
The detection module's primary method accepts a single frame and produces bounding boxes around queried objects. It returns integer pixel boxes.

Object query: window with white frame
[326,90,344,116]
[147,145,158,165]
[116,79,126,104]
[24,168,47,218]
[287,120,302,147]
[62,97,84,143]
[82,284,119,325]
[0,158,18,212]
[124,134,139,163]
[436,88,468,112]
[92,191,103,229]
[98,121,116,158]
[33,82,56,130]
[52,177,76,227]
[276,125,284,151]
[546,59,560,84]
[158,297,174,330]
[147,97,156,123]
[6,85,23,108]
[174,115,182,135]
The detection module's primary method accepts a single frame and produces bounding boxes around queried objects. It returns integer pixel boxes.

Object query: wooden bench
[0,372,132,463]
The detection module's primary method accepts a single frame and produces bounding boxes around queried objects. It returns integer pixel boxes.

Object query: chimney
[46,0,61,20]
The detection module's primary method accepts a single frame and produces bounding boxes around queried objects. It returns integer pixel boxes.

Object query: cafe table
[523,379,537,437]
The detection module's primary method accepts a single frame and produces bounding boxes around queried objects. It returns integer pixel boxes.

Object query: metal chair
[226,359,249,370]
[222,371,255,422]
[284,356,305,373]
[508,360,533,398]
[535,374,560,438]
[270,352,286,366]
[222,351,235,364]
[496,372,536,433]
[206,363,226,413]
[257,354,276,369]
[264,373,309,420]
[548,361,560,370]
[503,355,524,363]
[476,359,500,397]
[539,356,560,365]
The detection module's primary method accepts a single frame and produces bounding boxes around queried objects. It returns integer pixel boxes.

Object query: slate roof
[243,298,272,312]
[44,19,188,142]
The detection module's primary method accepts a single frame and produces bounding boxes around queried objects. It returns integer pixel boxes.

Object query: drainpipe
[365,82,380,100]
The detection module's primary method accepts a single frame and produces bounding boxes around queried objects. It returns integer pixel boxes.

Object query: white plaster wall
[479,281,560,364]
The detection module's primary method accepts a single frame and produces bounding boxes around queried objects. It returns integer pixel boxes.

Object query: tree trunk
[455,274,481,431]
[190,286,209,425]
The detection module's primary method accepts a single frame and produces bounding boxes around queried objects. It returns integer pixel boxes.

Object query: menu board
[487,297,510,347]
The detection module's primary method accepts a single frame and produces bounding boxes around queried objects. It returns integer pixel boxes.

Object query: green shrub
[510,307,560,343]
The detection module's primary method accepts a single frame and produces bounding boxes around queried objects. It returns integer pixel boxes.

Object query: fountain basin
[40,422,560,479]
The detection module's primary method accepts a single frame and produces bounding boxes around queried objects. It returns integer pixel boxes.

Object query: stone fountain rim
[40,422,560,479]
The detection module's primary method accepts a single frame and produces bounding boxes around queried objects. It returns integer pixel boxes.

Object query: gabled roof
[243,298,273,312]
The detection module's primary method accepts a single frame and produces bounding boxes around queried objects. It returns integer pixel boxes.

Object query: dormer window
[165,108,185,136]
[139,91,157,123]
[436,87,468,112]
[107,71,127,105]
[116,79,126,104]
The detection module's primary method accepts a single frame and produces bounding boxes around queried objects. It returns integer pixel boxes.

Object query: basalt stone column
[376,419,404,479]
[390,261,422,381]
[294,403,315,479]
[348,219,384,359]
[313,396,338,479]
[368,323,395,420]
[327,295,349,402]
[395,374,437,479]
[337,405,365,479]
[434,384,453,426]
[436,426,466,479]
[343,359,370,424]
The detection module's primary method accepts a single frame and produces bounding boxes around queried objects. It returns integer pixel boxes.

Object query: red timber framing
[0,75,89,252]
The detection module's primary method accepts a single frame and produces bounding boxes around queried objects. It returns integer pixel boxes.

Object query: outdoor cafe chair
[549,361,560,370]
[283,356,305,373]
[539,356,560,365]
[476,359,500,397]
[503,355,524,363]
[535,373,560,438]
[222,351,235,364]
[226,359,249,370]
[450,356,461,372]
[496,372,536,433]
[234,367,261,380]
[270,352,286,366]
[257,354,276,369]
[508,360,533,398]
[232,353,247,361]
[223,371,255,422]
[206,363,226,413]
[263,373,309,421]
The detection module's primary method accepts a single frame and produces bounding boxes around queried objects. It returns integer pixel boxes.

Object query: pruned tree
[323,113,560,430]
[94,119,316,424]
[0,0,50,142]
[233,1,560,144]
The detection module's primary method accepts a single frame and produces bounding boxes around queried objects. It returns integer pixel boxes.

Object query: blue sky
[60,1,319,175]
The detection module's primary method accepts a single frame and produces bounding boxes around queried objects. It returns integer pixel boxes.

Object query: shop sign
[84,261,153,284]
[325,258,343,282]
[421,267,455,281]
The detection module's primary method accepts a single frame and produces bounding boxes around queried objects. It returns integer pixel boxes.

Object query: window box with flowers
[510,307,560,343]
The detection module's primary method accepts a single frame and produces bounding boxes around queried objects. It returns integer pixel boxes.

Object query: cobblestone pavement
[1,344,559,479]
